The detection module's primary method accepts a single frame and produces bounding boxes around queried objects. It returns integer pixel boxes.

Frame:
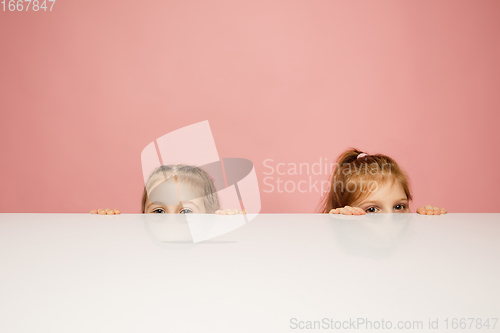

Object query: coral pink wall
[1,0,499,213]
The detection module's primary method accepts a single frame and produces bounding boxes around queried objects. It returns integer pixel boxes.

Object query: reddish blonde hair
[319,148,412,213]
[141,164,220,213]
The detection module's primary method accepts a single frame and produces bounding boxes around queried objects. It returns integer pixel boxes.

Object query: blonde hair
[141,164,221,213]
[319,148,412,213]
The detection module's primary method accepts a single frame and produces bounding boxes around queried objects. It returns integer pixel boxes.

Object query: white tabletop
[1,213,499,332]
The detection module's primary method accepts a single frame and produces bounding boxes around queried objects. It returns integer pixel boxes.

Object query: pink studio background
[1,0,499,213]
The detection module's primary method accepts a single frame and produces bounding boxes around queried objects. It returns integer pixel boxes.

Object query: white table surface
[1,213,499,332]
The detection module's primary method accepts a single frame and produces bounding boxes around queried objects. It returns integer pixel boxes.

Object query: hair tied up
[357,153,368,159]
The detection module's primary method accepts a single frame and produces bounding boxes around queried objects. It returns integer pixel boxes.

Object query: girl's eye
[365,207,379,213]
[152,208,165,214]
[179,208,193,214]
[394,204,406,211]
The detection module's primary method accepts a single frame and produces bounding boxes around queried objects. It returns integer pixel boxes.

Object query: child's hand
[329,206,366,215]
[215,209,247,215]
[90,208,121,215]
[416,205,447,215]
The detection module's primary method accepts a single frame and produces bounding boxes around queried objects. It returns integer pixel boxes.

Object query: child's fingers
[343,206,353,214]
[330,207,365,215]
[345,206,364,215]
[423,205,435,215]
[240,209,247,215]
[418,207,434,215]
[339,207,353,215]
[93,208,120,215]
[351,207,362,215]
[417,205,447,215]
[215,209,242,215]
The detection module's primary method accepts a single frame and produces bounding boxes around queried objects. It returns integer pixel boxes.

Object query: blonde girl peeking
[91,165,244,215]
[321,148,447,216]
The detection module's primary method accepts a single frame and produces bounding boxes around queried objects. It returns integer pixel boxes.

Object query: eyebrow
[146,201,200,209]
[182,201,200,209]
[358,198,408,206]
[146,201,164,209]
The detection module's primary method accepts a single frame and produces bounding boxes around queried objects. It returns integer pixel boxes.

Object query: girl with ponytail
[320,148,447,215]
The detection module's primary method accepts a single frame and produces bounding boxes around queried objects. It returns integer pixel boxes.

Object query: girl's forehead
[357,180,406,203]
[147,179,205,205]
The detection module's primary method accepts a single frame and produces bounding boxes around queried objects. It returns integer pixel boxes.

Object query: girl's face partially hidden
[144,180,207,214]
[352,180,410,214]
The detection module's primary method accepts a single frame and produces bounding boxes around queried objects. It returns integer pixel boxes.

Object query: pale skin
[91,180,244,215]
[143,196,245,215]
[90,206,243,215]
[328,181,447,215]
